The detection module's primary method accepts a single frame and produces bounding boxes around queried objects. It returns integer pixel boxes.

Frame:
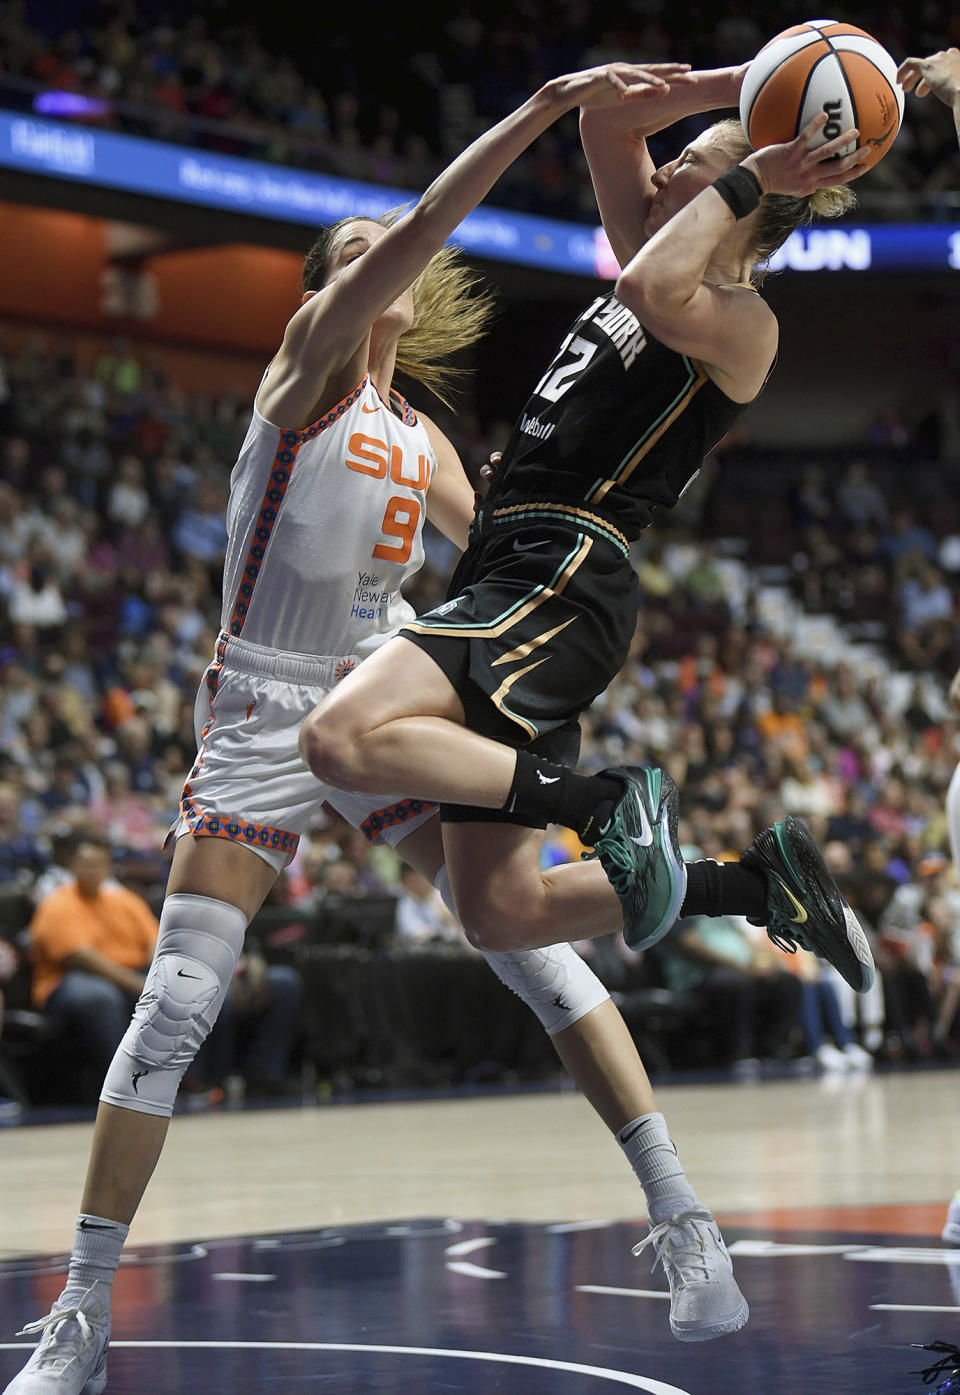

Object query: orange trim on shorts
[174,632,299,859]
[359,797,437,842]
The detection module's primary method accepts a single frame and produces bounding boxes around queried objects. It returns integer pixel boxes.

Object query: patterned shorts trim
[180,804,300,858]
[359,797,438,843]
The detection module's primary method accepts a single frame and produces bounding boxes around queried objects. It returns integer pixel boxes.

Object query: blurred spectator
[394,864,462,946]
[795,956,875,1073]
[0,916,26,1118]
[658,910,803,1072]
[27,835,157,1097]
[0,781,47,887]
[8,556,68,630]
[188,941,303,1100]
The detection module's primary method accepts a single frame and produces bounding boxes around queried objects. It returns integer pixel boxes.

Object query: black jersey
[486,290,750,541]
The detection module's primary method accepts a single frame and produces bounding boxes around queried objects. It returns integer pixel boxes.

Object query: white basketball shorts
[168,631,437,872]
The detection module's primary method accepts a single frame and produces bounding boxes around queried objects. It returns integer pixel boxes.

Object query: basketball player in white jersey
[898,44,960,1259]
[3,61,765,1395]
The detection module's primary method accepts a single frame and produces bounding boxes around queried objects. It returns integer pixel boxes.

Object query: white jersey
[220,373,435,659]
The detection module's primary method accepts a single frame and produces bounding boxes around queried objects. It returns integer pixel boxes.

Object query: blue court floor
[2,1212,958,1394]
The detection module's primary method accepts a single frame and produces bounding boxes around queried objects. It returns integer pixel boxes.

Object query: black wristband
[711,164,763,219]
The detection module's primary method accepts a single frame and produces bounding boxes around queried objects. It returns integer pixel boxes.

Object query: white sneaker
[815,1042,849,1073]
[943,1192,960,1246]
[841,1042,874,1071]
[3,1288,110,1394]
[633,1206,749,1342]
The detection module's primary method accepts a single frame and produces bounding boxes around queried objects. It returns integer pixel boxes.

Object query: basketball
[739,19,904,172]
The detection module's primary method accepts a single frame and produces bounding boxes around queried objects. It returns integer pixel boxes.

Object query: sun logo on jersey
[335,660,357,683]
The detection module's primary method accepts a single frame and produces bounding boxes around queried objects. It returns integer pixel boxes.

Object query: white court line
[445,1237,498,1257]
[445,1261,507,1280]
[577,1285,670,1301]
[212,1273,275,1283]
[547,1221,613,1234]
[870,1304,960,1313]
[0,1342,694,1392]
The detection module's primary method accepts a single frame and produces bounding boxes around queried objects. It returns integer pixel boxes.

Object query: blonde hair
[301,210,497,408]
[708,119,857,282]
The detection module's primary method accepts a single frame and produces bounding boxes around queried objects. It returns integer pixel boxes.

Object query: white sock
[64,1214,130,1300]
[617,1112,700,1223]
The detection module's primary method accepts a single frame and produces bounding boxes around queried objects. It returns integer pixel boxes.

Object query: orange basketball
[739,19,904,172]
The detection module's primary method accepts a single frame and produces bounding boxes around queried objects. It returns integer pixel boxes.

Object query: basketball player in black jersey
[302,63,875,993]
[297,61,882,1347]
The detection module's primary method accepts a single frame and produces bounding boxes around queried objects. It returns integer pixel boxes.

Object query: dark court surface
[2,1213,958,1395]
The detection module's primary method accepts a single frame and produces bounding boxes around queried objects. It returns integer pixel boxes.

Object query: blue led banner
[0,110,600,276]
[1,110,958,276]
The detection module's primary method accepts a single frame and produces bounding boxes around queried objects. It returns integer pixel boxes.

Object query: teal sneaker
[741,816,876,993]
[582,766,687,949]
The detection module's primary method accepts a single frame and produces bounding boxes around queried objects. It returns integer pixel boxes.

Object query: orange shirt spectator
[757,698,810,765]
[29,842,158,1008]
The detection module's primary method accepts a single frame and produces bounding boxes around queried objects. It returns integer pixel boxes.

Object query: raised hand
[742,112,871,197]
[897,48,960,108]
[557,61,696,112]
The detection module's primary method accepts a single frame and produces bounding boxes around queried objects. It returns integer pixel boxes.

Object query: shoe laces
[913,1342,960,1385]
[17,1300,97,1372]
[632,1206,718,1288]
[765,918,802,956]
[580,824,635,896]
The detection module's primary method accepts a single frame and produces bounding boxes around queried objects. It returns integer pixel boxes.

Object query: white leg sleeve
[100,893,248,1118]
[434,865,610,1036]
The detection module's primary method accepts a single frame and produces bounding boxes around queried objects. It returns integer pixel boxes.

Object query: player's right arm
[257,65,689,429]
[579,66,747,268]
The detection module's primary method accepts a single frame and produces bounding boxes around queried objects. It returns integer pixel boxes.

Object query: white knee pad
[101,893,248,1118]
[434,865,609,1035]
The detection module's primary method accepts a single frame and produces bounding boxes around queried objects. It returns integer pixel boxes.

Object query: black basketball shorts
[400,504,639,826]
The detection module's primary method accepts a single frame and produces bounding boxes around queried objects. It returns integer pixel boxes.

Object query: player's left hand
[474,451,501,508]
[742,112,872,197]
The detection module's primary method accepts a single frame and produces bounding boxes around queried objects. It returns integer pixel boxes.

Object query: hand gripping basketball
[743,112,870,198]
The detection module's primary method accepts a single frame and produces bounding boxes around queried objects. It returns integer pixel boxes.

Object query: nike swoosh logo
[177,969,202,979]
[361,403,381,413]
[630,791,654,847]
[79,1219,116,1230]
[512,538,551,552]
[777,877,808,924]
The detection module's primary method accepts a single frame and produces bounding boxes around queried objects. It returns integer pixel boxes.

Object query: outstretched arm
[898,48,960,145]
[579,65,748,268]
[265,65,686,428]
